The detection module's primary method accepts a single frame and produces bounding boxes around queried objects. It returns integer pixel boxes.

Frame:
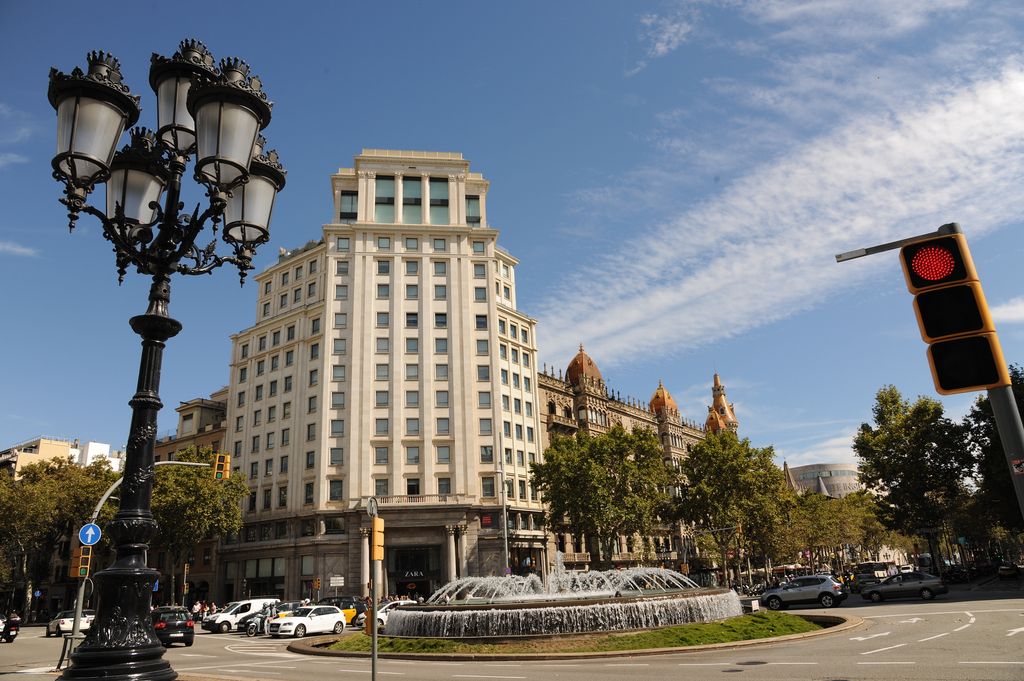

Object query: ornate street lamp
[48,40,285,681]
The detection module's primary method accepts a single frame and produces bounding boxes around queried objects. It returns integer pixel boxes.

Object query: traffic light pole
[986,386,1024,524]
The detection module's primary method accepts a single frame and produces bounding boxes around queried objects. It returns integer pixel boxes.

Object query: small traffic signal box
[69,545,92,578]
[313,577,321,590]
[900,228,1010,394]
[371,516,385,561]
[214,453,230,480]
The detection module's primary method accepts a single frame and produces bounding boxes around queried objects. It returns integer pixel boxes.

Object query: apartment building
[218,150,546,601]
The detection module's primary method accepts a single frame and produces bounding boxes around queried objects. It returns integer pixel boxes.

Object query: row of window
[263,258,319,295]
[240,320,312,360]
[262,281,317,318]
[370,235,488,254]
[334,238,512,279]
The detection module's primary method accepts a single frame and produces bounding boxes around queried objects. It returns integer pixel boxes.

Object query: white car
[267,605,347,638]
[47,609,95,637]
[356,599,418,631]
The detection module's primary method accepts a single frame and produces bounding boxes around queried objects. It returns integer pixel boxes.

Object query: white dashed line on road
[917,632,949,642]
[861,643,907,655]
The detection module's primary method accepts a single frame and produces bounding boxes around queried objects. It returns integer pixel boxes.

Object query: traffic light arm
[835,222,960,263]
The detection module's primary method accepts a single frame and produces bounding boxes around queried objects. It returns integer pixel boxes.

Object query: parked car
[267,605,347,638]
[367,599,419,630]
[318,595,367,619]
[760,575,847,610]
[997,563,1021,579]
[46,610,95,637]
[151,606,194,647]
[201,597,280,633]
[860,571,948,601]
[274,601,305,618]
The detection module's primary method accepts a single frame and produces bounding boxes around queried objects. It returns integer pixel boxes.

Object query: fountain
[384,554,743,639]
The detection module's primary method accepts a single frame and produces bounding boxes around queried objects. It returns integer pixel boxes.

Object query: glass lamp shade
[150,40,217,153]
[106,165,166,224]
[224,153,285,246]
[192,98,261,189]
[48,52,140,189]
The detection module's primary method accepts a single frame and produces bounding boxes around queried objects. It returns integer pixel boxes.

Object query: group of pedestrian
[188,601,219,621]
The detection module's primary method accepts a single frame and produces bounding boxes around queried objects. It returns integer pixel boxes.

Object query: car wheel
[819,593,836,608]
[46,629,52,638]
[185,639,193,647]
[869,591,883,602]
[294,625,306,638]
[333,621,345,634]
[920,588,934,600]
[218,621,230,634]
[377,618,385,628]
[765,596,783,611]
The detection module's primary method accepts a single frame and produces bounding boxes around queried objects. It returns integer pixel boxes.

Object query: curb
[286,613,865,661]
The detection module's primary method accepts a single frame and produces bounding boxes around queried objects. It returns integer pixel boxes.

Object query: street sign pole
[987,385,1024,524]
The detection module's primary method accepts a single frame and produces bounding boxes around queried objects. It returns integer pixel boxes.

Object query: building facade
[538,346,738,571]
[0,436,123,477]
[783,461,864,499]
[218,150,545,602]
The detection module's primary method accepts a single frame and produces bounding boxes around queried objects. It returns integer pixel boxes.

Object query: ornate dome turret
[565,344,603,387]
[649,380,679,415]
[705,373,739,433]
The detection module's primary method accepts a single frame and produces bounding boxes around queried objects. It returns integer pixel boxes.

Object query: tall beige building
[219,150,545,601]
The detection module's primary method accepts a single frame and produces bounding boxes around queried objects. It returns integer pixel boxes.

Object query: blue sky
[3,1,1024,468]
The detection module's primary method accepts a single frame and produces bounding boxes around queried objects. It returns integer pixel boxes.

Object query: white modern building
[218,150,546,601]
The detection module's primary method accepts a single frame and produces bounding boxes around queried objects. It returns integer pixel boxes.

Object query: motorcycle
[246,609,272,637]
[2,614,21,643]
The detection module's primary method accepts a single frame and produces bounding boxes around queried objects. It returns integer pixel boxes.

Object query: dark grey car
[760,575,847,610]
[860,571,948,602]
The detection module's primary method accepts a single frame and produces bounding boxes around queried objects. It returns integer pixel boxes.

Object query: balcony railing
[370,494,465,506]
[561,552,591,563]
[546,414,578,429]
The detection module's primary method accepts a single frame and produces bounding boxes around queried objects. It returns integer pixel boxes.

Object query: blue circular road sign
[79,523,101,546]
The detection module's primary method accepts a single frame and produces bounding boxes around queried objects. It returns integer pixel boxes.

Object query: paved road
[2,588,1021,680]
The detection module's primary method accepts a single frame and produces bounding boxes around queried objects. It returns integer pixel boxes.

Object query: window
[270,355,279,371]
[477,365,490,380]
[436,390,449,407]
[438,477,451,495]
[504,421,512,437]
[436,417,450,435]
[522,352,531,367]
[480,445,493,463]
[336,259,349,275]
[405,235,419,251]
[377,235,391,250]
[517,450,525,466]
[282,272,290,286]
[310,343,319,360]
[331,391,345,408]
[263,489,271,509]
[377,283,390,299]
[251,435,260,453]
[375,390,389,407]
[263,302,270,317]
[519,479,527,500]
[256,360,265,376]
[473,263,486,278]
[512,373,520,388]
[406,418,420,435]
[524,377,532,392]
[375,447,389,465]
[501,369,508,385]
[265,458,274,476]
[239,366,247,383]
[406,312,418,328]
[284,375,293,392]
[375,418,389,436]
[282,402,291,418]
[434,313,447,328]
[406,363,419,379]
[467,197,481,226]
[478,391,491,407]
[433,260,447,276]
[377,259,391,275]
[511,348,519,363]
[280,427,289,445]
[499,344,507,359]
[330,419,344,436]
[329,479,343,501]
[335,284,348,300]
[293,288,302,303]
[376,337,390,353]
[480,418,493,435]
[406,446,420,464]
[515,424,523,440]
[406,259,419,275]
[503,285,511,299]
[332,364,346,381]
[306,451,315,468]
[436,445,451,463]
[241,343,249,359]
[306,423,316,440]
[405,337,419,353]
[334,338,347,354]
[266,432,275,449]
[527,426,535,443]
[474,287,486,302]
[375,479,389,497]
[309,259,317,274]
[279,293,287,308]
[376,364,389,380]
[403,177,422,223]
[309,369,318,386]
[429,178,449,224]
[311,318,320,333]
[376,312,390,328]
[258,335,267,351]
[434,284,447,300]
[334,313,347,328]
[498,319,506,335]
[308,282,316,298]
[476,339,488,355]
[435,364,448,380]
[475,315,488,330]
[481,477,495,497]
[285,350,294,366]
[255,385,264,401]
[502,395,510,411]
[375,176,395,223]
[264,281,272,295]
[471,239,485,253]
[406,390,419,406]
[435,337,448,354]
[330,448,343,465]
[278,486,287,508]
[235,416,244,432]
[249,462,258,478]
[514,398,521,413]
[339,193,357,222]
[304,482,314,504]
[525,402,533,417]
[406,284,419,299]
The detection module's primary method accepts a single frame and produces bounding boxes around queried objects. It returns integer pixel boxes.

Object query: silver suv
[760,575,847,609]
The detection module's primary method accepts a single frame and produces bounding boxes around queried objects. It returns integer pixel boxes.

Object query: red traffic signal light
[900,230,1010,395]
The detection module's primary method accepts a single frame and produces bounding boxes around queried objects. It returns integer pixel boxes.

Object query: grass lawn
[327,611,821,654]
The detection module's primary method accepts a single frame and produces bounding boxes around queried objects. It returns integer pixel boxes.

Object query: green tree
[531,425,676,566]
[151,446,247,604]
[854,385,972,563]
[964,365,1024,534]
[677,430,781,586]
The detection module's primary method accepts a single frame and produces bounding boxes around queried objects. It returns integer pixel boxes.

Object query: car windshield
[55,611,75,620]
[292,607,314,617]
[223,602,246,615]
[154,611,189,622]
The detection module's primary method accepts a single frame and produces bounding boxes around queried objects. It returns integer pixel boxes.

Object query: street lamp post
[48,41,285,681]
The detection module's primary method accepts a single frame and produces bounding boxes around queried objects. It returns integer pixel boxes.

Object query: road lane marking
[336,671,404,675]
[917,632,949,642]
[953,623,972,631]
[959,661,1024,665]
[678,663,730,666]
[765,662,818,665]
[605,663,650,666]
[898,618,923,623]
[851,632,890,641]
[861,643,907,655]
[859,661,915,665]
[452,676,526,680]
[863,608,1022,618]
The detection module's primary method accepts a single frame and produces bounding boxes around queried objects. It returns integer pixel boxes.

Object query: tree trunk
[19,552,32,621]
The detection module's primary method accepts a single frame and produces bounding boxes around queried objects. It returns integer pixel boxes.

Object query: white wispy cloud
[0,241,38,257]
[540,58,1024,365]
[0,153,28,169]
[628,5,699,75]
[776,428,860,468]
[991,296,1024,324]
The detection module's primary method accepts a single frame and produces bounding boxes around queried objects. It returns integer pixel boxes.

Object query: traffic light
[900,230,1010,394]
[313,577,321,590]
[371,516,385,561]
[213,453,230,480]
[183,561,190,595]
[69,546,92,578]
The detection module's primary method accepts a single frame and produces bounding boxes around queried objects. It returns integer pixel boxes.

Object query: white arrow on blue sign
[79,523,101,546]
